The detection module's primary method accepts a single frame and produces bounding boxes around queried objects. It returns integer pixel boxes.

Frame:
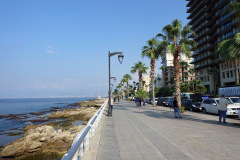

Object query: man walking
[108,97,114,116]
[219,94,228,123]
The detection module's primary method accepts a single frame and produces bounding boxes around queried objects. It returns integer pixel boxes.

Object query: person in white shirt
[108,97,114,116]
[218,94,228,123]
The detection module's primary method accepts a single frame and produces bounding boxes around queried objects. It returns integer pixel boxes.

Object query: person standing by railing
[109,97,114,116]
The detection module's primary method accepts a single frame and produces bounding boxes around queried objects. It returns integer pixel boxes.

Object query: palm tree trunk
[182,66,184,83]
[151,59,156,107]
[127,82,129,99]
[235,59,239,85]
[174,48,181,108]
[139,71,143,90]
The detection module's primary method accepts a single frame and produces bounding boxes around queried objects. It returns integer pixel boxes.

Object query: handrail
[61,99,108,160]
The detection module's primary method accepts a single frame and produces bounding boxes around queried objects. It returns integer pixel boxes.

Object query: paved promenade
[82,100,240,160]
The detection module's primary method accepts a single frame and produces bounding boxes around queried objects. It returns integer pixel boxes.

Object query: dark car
[162,97,172,107]
[157,97,165,106]
[182,99,202,112]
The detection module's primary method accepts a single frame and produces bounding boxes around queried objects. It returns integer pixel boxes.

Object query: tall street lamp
[108,51,124,116]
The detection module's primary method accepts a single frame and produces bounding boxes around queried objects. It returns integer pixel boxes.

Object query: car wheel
[190,107,193,112]
[202,108,206,114]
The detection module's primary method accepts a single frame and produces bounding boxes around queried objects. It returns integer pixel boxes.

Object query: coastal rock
[1,125,84,158]
[1,98,106,159]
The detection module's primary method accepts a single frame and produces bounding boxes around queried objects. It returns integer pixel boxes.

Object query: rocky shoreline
[0,98,107,160]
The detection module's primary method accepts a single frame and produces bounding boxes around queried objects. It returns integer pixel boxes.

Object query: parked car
[146,98,152,104]
[157,97,165,106]
[200,98,240,116]
[227,97,240,104]
[162,97,173,107]
[150,98,158,105]
[168,97,174,107]
[182,99,202,112]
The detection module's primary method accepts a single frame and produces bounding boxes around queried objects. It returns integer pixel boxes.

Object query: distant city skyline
[0,0,189,98]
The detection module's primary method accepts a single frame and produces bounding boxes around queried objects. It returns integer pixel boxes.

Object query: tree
[208,66,220,96]
[215,2,240,85]
[142,38,164,107]
[134,89,148,102]
[160,66,165,86]
[122,74,132,99]
[131,61,148,90]
[179,61,188,83]
[216,33,240,85]
[156,19,196,108]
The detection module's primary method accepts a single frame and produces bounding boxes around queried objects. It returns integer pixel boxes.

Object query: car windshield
[227,99,233,104]
[230,98,240,103]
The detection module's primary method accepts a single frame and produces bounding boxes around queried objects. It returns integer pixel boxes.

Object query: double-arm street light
[108,51,124,116]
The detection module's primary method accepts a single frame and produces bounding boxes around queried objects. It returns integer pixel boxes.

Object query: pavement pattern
[82,100,240,160]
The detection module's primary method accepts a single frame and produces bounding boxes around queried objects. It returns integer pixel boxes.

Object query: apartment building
[186,0,240,94]
[142,76,150,92]
[161,52,194,88]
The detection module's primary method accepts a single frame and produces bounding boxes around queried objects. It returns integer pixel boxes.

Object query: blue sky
[0,0,189,98]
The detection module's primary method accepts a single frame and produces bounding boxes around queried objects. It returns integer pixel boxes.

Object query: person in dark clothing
[173,97,182,118]
[139,98,141,106]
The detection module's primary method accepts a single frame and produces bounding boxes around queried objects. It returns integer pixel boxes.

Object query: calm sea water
[0,97,94,115]
[0,97,96,147]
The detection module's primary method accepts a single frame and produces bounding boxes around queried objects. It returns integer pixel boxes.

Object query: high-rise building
[186,0,239,94]
[161,52,194,88]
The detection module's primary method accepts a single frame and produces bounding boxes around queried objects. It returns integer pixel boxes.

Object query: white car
[227,97,240,104]
[200,98,240,116]
[150,98,158,105]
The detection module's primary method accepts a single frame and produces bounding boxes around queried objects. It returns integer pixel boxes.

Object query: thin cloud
[46,45,55,54]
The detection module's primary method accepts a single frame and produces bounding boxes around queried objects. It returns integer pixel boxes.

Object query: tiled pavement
[82,100,240,160]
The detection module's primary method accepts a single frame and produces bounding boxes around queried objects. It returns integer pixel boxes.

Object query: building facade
[142,76,150,92]
[186,0,240,94]
[161,52,194,88]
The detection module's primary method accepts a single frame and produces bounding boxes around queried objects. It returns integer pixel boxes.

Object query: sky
[0,0,190,98]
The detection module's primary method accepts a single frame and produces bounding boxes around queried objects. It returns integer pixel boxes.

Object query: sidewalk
[82,100,240,160]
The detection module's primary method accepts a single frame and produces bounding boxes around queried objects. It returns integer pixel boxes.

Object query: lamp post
[108,51,124,116]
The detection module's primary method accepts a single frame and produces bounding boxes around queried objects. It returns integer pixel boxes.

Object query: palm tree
[134,89,148,102]
[216,33,240,85]
[160,66,165,86]
[142,38,164,107]
[122,74,132,99]
[131,61,148,90]
[208,66,220,96]
[179,61,188,83]
[215,2,240,85]
[156,19,196,108]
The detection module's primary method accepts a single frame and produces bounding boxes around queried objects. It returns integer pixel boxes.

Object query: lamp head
[118,54,124,64]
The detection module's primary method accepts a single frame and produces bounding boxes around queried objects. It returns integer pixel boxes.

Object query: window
[231,71,233,77]
[227,71,229,78]
[203,100,211,104]
[222,72,225,79]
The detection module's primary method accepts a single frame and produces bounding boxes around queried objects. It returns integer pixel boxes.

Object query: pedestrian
[219,94,228,123]
[118,96,119,102]
[113,97,116,102]
[108,97,114,116]
[173,97,182,119]
[143,98,146,107]
[136,97,139,107]
[139,98,142,106]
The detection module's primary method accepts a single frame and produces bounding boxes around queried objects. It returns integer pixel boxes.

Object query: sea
[0,97,96,148]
